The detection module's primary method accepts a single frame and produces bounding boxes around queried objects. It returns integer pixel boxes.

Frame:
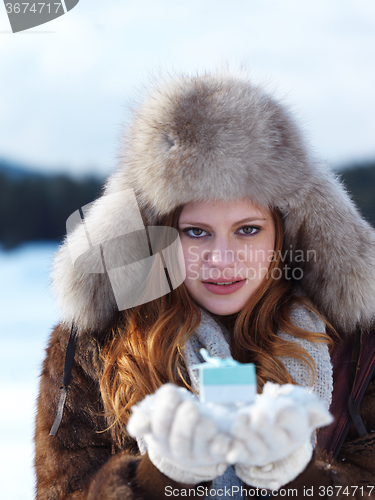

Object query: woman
[35,72,375,499]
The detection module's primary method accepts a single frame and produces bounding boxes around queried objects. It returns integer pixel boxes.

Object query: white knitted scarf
[139,304,333,500]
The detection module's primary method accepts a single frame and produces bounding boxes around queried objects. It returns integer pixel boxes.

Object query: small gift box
[192,349,257,405]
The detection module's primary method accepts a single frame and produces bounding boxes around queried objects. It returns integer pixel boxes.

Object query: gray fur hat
[52,71,375,334]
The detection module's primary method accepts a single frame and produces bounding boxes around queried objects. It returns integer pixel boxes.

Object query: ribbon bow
[191,348,239,370]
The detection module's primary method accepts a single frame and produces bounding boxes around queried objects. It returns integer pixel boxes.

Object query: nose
[204,237,236,270]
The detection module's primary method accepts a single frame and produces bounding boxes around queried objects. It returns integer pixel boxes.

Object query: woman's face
[178,198,276,316]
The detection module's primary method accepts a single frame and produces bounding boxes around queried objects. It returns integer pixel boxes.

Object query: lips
[202,279,246,295]
[209,281,238,285]
[202,278,243,284]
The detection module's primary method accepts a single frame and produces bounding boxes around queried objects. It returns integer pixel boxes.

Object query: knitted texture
[129,380,332,494]
[278,305,333,411]
[185,304,333,410]
[235,441,313,490]
[183,303,332,498]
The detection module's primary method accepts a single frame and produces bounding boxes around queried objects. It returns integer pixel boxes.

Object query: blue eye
[238,226,259,235]
[183,227,209,238]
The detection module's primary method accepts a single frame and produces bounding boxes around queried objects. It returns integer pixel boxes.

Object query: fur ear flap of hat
[51,71,375,334]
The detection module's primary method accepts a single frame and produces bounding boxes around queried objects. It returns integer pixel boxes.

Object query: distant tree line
[0,169,104,249]
[0,160,374,250]
[338,162,375,226]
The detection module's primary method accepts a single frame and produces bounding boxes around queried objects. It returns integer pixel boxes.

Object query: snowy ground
[0,243,59,500]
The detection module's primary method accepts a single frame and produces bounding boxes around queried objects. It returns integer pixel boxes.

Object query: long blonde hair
[100,205,333,440]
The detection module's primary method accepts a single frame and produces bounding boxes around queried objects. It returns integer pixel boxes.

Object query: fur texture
[51,71,375,333]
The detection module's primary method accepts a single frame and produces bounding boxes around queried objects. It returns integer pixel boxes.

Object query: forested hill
[0,159,374,250]
[339,162,375,225]
[0,160,104,249]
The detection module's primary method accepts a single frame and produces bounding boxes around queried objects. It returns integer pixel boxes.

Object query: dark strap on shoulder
[317,326,375,457]
[49,324,78,436]
[347,328,367,438]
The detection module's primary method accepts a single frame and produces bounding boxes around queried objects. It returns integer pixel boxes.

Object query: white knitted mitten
[127,384,231,484]
[235,441,313,490]
[228,382,332,489]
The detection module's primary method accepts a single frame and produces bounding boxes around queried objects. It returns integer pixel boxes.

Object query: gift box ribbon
[192,348,256,386]
[191,348,239,370]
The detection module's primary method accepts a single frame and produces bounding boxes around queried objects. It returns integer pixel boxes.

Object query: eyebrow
[179,217,268,227]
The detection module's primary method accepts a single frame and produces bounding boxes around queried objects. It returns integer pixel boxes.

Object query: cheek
[243,236,275,271]
[247,245,269,264]
[181,241,201,279]
[182,239,211,266]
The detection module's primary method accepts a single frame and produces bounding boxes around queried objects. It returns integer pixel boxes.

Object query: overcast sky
[0,0,374,177]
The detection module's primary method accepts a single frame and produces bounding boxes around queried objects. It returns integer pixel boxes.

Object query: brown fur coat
[34,323,375,499]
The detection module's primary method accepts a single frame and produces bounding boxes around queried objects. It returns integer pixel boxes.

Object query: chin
[202,300,245,316]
